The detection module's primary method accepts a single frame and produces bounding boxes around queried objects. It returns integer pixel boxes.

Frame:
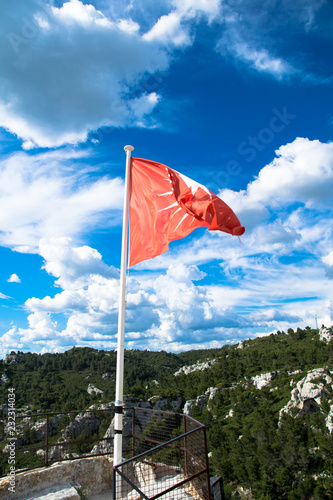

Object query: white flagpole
[114,145,134,467]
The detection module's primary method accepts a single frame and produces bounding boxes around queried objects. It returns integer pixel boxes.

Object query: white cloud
[215,0,327,79]
[0,149,123,250]
[7,274,21,283]
[143,0,220,46]
[0,0,327,152]
[247,138,333,205]
[217,32,294,79]
[322,251,333,279]
[0,237,252,354]
[116,18,140,34]
[0,0,169,148]
[38,237,118,289]
[2,136,333,356]
[128,92,161,127]
[220,138,333,226]
[172,0,221,19]
[143,11,191,46]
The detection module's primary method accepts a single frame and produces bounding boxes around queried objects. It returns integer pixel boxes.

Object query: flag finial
[124,145,134,152]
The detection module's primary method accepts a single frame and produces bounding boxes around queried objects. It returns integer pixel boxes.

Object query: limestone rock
[174,359,217,376]
[5,352,22,364]
[252,372,278,390]
[87,384,104,397]
[61,411,102,440]
[148,396,168,411]
[225,409,234,419]
[148,396,182,412]
[319,326,333,343]
[280,368,332,423]
[0,374,10,385]
[296,368,331,403]
[0,456,112,500]
[91,398,152,456]
[325,404,333,433]
[183,387,222,416]
[22,484,80,500]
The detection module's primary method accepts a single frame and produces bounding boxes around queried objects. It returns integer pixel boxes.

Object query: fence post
[45,414,49,467]
[183,415,188,477]
[203,427,211,500]
[132,407,135,457]
[112,467,116,500]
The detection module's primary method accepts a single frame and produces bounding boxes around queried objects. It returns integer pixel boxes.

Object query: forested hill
[1,326,333,498]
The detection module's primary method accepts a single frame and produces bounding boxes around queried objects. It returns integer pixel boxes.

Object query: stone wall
[0,456,112,500]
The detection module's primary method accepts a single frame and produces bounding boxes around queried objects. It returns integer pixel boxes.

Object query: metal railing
[0,407,211,500]
[0,407,117,475]
[114,408,211,500]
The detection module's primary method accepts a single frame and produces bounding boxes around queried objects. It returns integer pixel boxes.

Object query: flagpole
[114,145,134,467]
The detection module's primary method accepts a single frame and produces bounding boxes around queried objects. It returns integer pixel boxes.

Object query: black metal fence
[114,408,211,500]
[0,407,117,475]
[0,407,211,500]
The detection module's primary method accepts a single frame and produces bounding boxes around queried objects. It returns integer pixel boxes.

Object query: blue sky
[0,0,333,357]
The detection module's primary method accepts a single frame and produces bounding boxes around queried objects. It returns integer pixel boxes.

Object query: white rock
[280,368,332,424]
[22,484,80,500]
[319,326,333,343]
[325,404,333,433]
[252,372,278,390]
[0,373,10,385]
[174,359,217,376]
[61,411,102,441]
[87,384,104,397]
[0,456,112,500]
[296,368,331,403]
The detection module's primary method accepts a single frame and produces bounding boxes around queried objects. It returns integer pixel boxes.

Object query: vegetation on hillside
[0,327,332,499]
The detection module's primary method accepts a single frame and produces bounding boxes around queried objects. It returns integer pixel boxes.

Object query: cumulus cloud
[220,138,333,224]
[0,0,168,148]
[0,238,252,354]
[2,136,333,356]
[143,11,191,47]
[143,0,221,46]
[38,237,118,289]
[7,274,21,283]
[0,148,123,250]
[0,0,328,151]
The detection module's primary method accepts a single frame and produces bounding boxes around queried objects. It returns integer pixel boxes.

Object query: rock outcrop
[0,374,10,385]
[325,404,333,433]
[252,372,278,390]
[280,368,333,426]
[0,456,112,500]
[148,396,182,412]
[61,411,102,440]
[319,326,333,343]
[91,397,151,456]
[174,359,217,376]
[87,384,104,397]
[183,387,222,416]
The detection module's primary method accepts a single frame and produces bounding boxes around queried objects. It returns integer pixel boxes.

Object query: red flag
[129,158,245,267]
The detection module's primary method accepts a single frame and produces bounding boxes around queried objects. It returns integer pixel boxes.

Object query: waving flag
[129,158,245,266]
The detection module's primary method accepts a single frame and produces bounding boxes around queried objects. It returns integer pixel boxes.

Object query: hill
[1,326,333,499]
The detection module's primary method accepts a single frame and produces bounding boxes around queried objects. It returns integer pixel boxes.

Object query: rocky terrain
[1,325,333,499]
